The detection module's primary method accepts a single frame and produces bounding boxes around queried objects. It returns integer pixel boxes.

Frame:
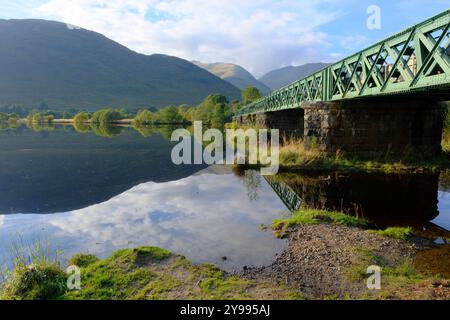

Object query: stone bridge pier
[233,109,304,138]
[234,99,447,158]
[303,99,447,157]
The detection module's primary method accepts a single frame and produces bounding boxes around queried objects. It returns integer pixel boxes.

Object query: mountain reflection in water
[0,125,206,214]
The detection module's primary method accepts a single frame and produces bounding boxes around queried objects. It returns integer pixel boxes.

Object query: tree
[90,109,124,125]
[177,104,193,123]
[241,87,262,105]
[7,115,19,128]
[210,103,227,127]
[91,123,123,138]
[26,111,53,124]
[132,109,154,126]
[231,100,242,112]
[0,112,8,122]
[155,105,183,124]
[73,112,91,124]
[190,94,231,125]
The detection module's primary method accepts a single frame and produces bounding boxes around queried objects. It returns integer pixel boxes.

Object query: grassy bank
[271,209,415,240]
[1,212,447,300]
[0,247,302,300]
[228,111,450,173]
[346,247,449,300]
[271,209,369,238]
[229,133,450,173]
[232,102,450,173]
[278,138,450,173]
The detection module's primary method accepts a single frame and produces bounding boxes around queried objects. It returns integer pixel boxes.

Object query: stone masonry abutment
[233,109,304,138]
[302,99,447,157]
[234,98,446,158]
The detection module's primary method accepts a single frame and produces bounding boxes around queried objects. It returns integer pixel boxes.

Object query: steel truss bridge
[235,10,450,117]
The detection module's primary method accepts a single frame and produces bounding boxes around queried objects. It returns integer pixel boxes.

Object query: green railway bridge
[234,10,450,156]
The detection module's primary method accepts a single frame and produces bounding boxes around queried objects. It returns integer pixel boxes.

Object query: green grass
[232,104,450,174]
[369,227,414,240]
[110,247,172,263]
[278,138,450,173]
[345,247,386,282]
[0,236,66,300]
[68,254,99,268]
[65,247,172,300]
[227,131,450,173]
[345,246,450,300]
[272,209,368,238]
[345,247,427,297]
[0,261,67,300]
[1,246,303,300]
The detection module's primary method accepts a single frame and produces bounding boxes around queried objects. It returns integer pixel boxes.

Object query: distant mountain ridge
[259,63,330,91]
[192,61,271,95]
[0,19,241,111]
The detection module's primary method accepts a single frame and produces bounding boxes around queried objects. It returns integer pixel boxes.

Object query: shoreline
[17,119,189,125]
[1,209,448,300]
[240,221,450,299]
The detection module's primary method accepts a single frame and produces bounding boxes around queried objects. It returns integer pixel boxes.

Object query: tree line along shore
[0,87,263,128]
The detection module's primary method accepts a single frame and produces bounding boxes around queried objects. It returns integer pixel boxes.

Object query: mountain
[192,61,271,95]
[0,19,241,111]
[259,63,330,91]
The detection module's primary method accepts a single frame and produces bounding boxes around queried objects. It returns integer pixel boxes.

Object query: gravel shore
[239,224,449,299]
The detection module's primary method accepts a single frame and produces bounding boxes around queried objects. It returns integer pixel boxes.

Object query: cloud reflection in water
[0,171,288,271]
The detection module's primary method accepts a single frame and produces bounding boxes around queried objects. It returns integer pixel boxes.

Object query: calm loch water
[0,125,449,271]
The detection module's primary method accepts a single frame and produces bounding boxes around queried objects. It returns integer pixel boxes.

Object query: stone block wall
[237,109,304,138]
[303,100,446,157]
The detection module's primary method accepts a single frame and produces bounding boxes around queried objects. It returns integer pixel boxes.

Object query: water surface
[0,125,449,272]
[0,126,288,271]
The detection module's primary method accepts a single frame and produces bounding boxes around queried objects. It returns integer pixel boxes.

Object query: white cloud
[0,215,4,226]
[338,34,369,51]
[0,172,288,270]
[30,0,345,77]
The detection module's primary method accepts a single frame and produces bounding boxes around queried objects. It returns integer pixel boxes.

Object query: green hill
[0,19,241,111]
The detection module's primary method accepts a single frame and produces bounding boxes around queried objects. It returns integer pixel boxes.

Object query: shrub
[133,109,154,126]
[26,112,54,124]
[73,112,91,124]
[90,109,124,125]
[1,261,67,300]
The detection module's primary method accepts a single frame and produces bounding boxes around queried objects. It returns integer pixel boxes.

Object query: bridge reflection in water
[264,171,449,240]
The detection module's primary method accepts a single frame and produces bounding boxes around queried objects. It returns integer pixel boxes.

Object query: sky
[0,0,448,77]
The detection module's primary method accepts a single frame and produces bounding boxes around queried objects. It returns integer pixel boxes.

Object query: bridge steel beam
[234,10,450,117]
